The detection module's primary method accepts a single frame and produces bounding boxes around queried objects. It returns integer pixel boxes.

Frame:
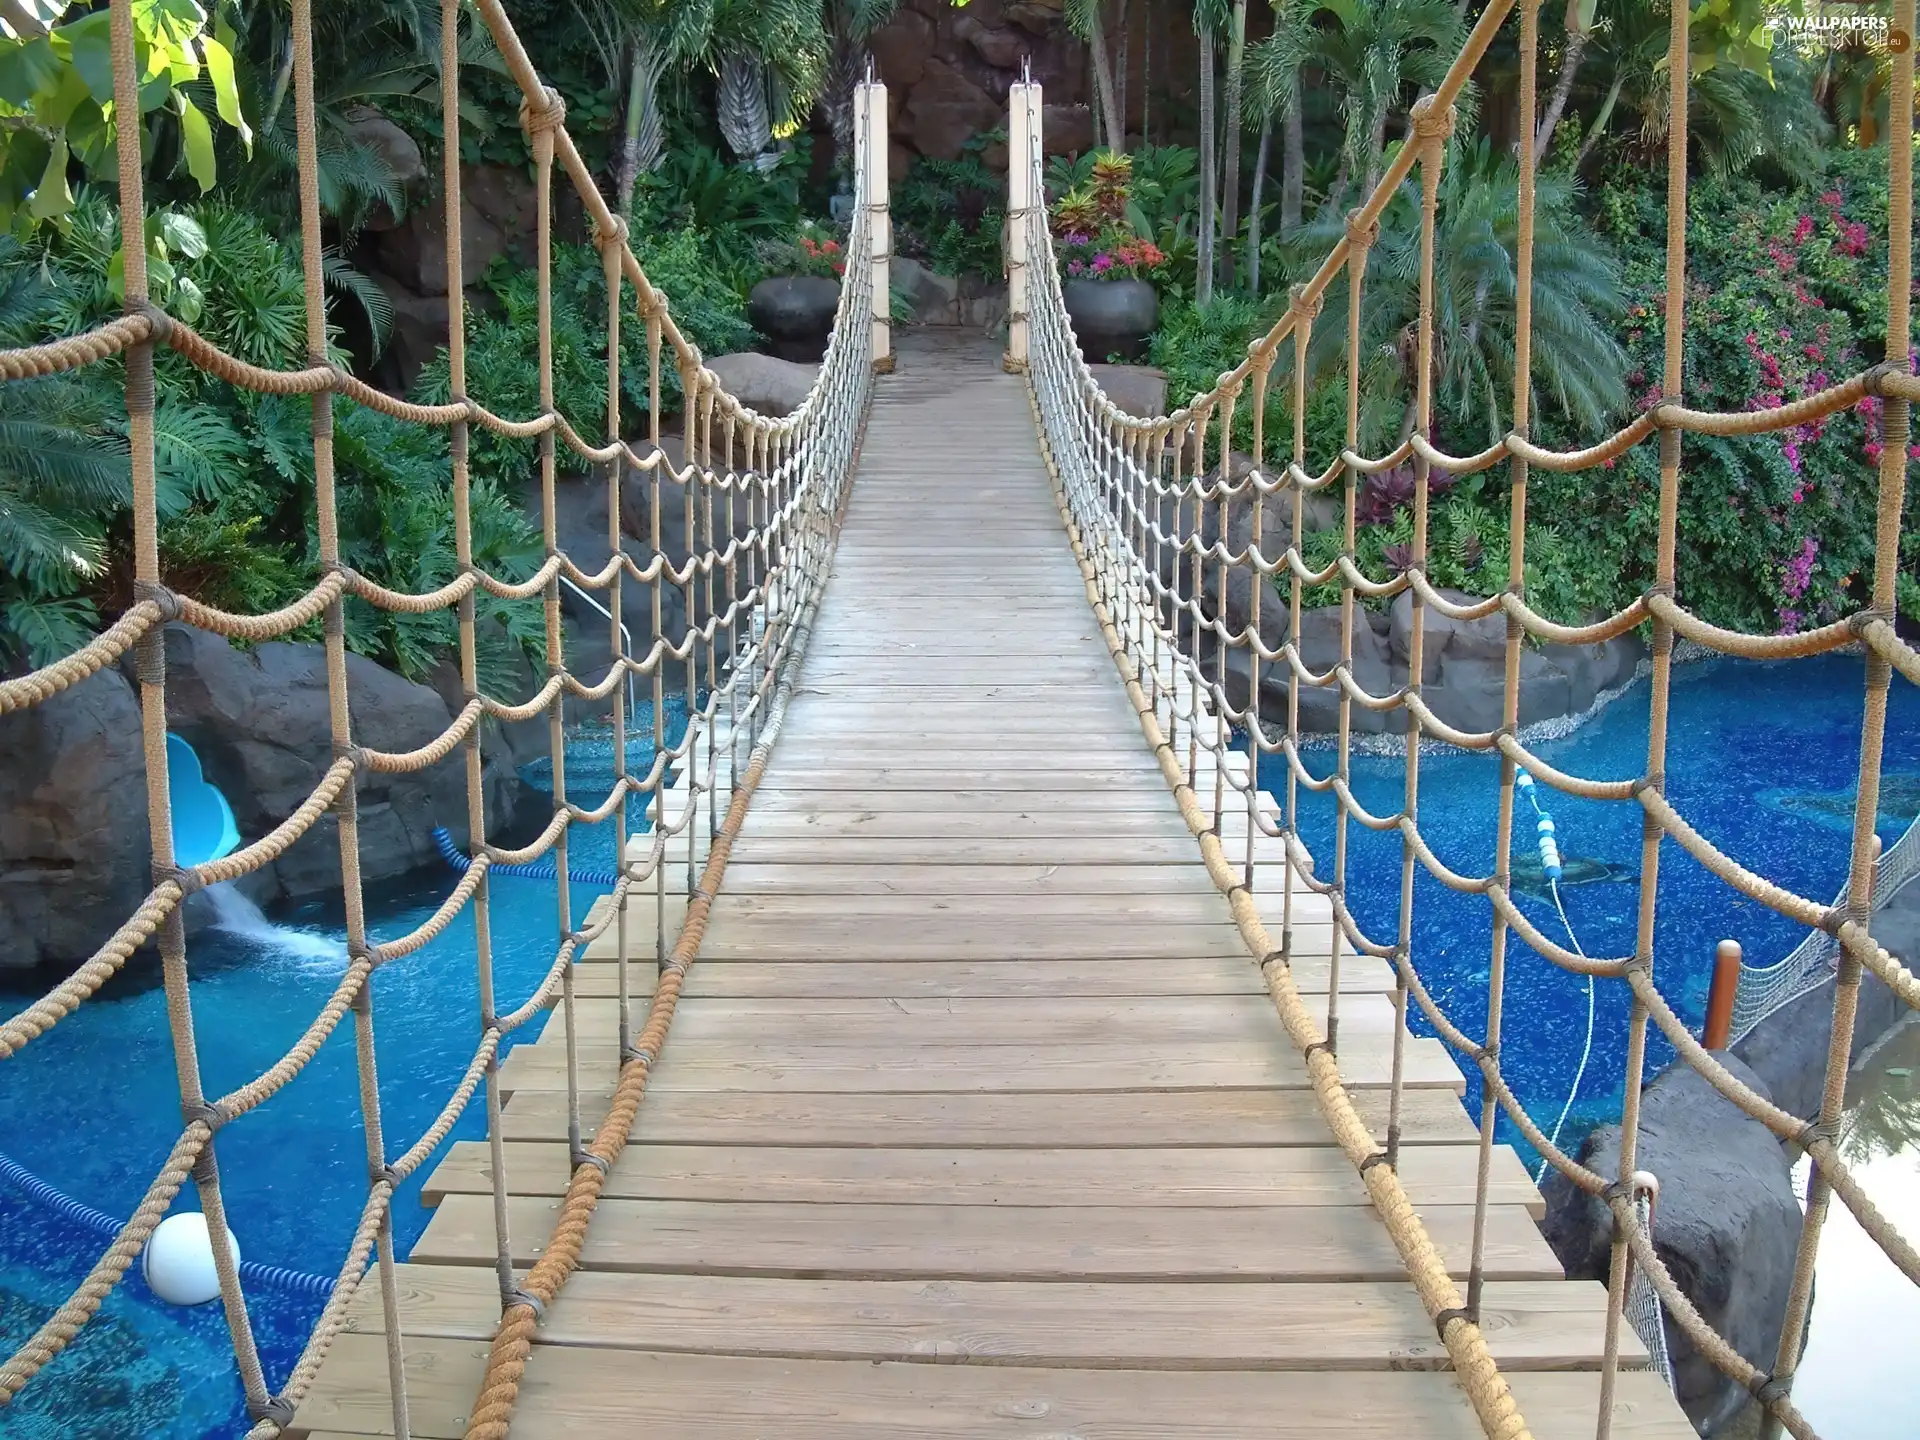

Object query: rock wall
[1541,881,1920,1433]
[0,669,151,971]
[873,0,1096,168]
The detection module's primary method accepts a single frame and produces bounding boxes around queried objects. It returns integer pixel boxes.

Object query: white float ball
[143,1212,242,1306]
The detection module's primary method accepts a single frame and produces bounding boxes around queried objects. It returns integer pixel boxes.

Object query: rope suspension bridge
[0,0,1915,1436]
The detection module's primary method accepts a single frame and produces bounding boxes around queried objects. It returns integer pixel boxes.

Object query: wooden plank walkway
[291,333,1691,1438]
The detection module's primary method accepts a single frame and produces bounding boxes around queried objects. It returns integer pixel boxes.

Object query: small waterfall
[204,883,342,962]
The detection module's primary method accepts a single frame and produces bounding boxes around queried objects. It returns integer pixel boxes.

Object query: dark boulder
[0,668,150,969]
[1540,1054,1802,1434]
[141,625,520,903]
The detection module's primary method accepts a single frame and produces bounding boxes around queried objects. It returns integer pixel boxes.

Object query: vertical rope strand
[1473,0,1541,1329]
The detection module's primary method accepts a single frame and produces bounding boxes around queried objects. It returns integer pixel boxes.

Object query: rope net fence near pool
[0,0,881,1432]
[1014,0,1917,1436]
[1731,813,1920,1043]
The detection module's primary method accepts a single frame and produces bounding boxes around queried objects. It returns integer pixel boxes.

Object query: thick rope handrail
[0,0,885,1428]
[1014,0,1919,1432]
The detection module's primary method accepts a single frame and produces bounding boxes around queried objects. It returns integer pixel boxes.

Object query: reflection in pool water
[1787,1022,1920,1439]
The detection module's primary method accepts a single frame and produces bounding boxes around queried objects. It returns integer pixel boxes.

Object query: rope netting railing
[1015,0,1916,1436]
[1732,818,1920,1043]
[0,0,883,1434]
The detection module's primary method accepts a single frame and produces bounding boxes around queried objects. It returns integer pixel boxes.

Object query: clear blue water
[1286,654,1920,1158]
[0,708,684,1440]
[2,661,1914,1437]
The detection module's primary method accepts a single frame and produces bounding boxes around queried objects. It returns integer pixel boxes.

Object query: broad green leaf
[36,64,89,130]
[0,36,62,107]
[155,207,206,258]
[171,272,202,324]
[58,10,113,104]
[27,135,70,220]
[177,90,213,191]
[199,32,246,147]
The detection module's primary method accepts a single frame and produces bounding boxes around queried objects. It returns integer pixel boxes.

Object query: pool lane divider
[431,826,622,888]
[0,1150,335,1301]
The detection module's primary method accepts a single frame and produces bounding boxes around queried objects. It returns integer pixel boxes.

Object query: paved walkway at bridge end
[291,332,1690,1439]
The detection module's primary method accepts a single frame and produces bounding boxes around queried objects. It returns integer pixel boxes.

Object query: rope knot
[518,87,566,136]
[1848,605,1894,639]
[165,864,208,898]
[1344,209,1380,249]
[505,1287,548,1321]
[1287,283,1323,323]
[1863,358,1905,397]
[1410,95,1456,143]
[1747,1373,1793,1407]
[137,302,175,345]
[183,1099,228,1132]
[1797,1117,1841,1150]
[132,578,181,622]
[593,214,629,251]
[247,1396,298,1429]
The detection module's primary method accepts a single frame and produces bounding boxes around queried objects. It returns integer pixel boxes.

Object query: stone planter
[748,275,841,363]
[1063,276,1158,363]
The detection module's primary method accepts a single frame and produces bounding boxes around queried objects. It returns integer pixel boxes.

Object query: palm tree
[1194,0,1230,305]
[1279,138,1627,451]
[1246,0,1313,278]
[1068,0,1125,154]
[1534,0,1596,164]
[1290,0,1463,210]
[0,247,129,670]
[1218,0,1250,290]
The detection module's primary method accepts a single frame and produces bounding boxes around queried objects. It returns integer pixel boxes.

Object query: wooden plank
[496,1035,1466,1095]
[547,992,1403,1042]
[410,1197,1562,1284]
[566,955,1398,1000]
[615,864,1323,901]
[420,1139,1542,1215]
[492,1086,1480,1148]
[293,1341,1692,1440]
[569,954,1360,996]
[337,1266,1630,1372]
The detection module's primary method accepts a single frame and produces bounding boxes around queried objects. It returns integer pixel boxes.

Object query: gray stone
[1541,1055,1802,1434]
[373,163,535,296]
[1089,364,1167,418]
[1291,606,1400,736]
[704,352,820,418]
[0,668,150,969]
[345,107,426,190]
[892,258,961,325]
[141,625,521,903]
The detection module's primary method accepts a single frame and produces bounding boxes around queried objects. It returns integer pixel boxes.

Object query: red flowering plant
[1050,151,1168,282]
[759,221,848,280]
[1533,157,1920,637]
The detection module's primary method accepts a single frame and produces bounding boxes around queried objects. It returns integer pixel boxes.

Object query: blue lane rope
[0,1150,335,1301]
[431,826,622,888]
[1515,771,1597,1184]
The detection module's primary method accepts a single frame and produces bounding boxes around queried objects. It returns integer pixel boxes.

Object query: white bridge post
[1004,78,1042,373]
[859,78,893,374]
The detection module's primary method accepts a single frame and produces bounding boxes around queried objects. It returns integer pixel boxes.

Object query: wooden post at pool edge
[1004,79,1041,373]
[863,78,893,375]
[1702,939,1742,1050]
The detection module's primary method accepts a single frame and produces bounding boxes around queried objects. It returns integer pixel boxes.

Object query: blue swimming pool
[0,659,1912,1438]
[1287,652,1920,1158]
[0,712,685,1439]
